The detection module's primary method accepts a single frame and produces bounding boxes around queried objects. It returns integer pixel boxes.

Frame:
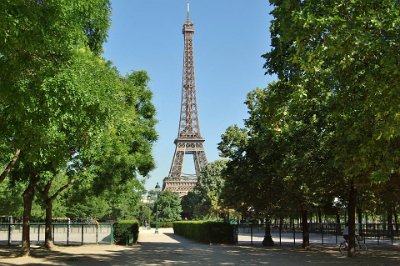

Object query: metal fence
[0,223,113,246]
[236,222,400,246]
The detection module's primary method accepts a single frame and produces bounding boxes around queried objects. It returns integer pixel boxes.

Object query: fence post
[110,223,114,244]
[96,224,99,244]
[67,223,70,246]
[364,222,367,244]
[250,224,253,245]
[8,224,11,246]
[235,225,239,244]
[390,222,394,245]
[377,224,380,245]
[293,219,296,246]
[279,219,282,246]
[81,224,84,245]
[335,222,338,244]
[321,223,324,245]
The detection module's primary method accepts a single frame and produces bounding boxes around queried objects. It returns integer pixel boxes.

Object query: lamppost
[147,194,151,230]
[154,183,161,234]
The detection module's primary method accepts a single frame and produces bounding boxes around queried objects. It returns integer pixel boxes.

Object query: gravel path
[0,228,399,265]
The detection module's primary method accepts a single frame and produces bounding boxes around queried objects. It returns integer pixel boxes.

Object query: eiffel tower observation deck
[162,1,208,196]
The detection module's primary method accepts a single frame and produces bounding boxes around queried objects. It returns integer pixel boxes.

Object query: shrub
[173,220,236,244]
[113,219,139,245]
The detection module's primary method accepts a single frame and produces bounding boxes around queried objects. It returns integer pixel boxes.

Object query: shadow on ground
[0,235,399,265]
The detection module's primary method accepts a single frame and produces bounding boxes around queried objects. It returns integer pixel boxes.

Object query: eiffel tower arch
[162,1,208,196]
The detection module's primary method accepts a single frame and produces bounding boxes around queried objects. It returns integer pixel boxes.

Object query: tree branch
[0,148,21,183]
[49,179,75,201]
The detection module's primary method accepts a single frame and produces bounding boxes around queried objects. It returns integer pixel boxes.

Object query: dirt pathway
[0,228,399,265]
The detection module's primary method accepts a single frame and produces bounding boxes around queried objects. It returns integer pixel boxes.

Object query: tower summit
[162,1,208,196]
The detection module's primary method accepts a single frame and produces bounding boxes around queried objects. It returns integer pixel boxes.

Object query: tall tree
[264,0,400,256]
[219,88,289,246]
[184,160,227,219]
[0,0,113,255]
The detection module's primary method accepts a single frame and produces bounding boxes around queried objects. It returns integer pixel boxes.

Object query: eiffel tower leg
[193,150,208,177]
[168,148,185,178]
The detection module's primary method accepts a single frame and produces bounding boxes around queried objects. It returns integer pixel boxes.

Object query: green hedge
[114,220,139,245]
[173,221,236,244]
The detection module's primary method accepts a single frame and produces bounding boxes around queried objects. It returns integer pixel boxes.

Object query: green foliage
[62,70,157,221]
[154,191,182,222]
[181,160,228,219]
[65,174,144,220]
[173,221,236,244]
[265,0,400,182]
[0,178,24,218]
[0,3,157,256]
[217,0,400,250]
[181,192,200,219]
[113,219,139,245]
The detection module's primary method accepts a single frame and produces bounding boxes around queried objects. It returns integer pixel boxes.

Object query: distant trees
[155,191,182,222]
[181,160,227,220]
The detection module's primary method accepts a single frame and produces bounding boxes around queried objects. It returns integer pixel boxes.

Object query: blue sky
[103,0,275,191]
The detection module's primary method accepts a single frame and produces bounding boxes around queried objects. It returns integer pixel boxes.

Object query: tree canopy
[154,191,182,222]
[218,0,400,252]
[0,0,157,255]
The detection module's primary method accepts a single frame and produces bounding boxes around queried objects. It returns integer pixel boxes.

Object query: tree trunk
[318,209,322,224]
[262,217,274,246]
[336,211,341,224]
[387,209,393,239]
[45,199,54,249]
[42,180,54,249]
[42,177,74,248]
[347,180,356,257]
[301,208,309,248]
[21,179,35,256]
[395,210,399,234]
[0,148,20,183]
[336,210,341,236]
[357,207,362,236]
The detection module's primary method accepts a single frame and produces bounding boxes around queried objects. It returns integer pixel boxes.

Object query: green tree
[0,0,116,255]
[0,178,24,218]
[219,90,288,246]
[183,160,227,219]
[154,191,182,222]
[264,0,400,255]
[181,191,200,219]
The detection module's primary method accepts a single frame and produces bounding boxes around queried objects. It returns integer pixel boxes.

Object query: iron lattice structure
[163,2,208,196]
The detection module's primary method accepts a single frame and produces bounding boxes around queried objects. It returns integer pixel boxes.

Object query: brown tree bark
[318,209,322,224]
[42,178,74,249]
[301,208,309,248]
[0,148,20,183]
[42,180,54,249]
[21,175,36,256]
[45,199,54,249]
[388,209,393,239]
[357,207,362,236]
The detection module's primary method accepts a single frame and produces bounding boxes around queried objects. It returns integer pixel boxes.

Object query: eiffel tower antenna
[186,0,190,21]
[163,1,208,196]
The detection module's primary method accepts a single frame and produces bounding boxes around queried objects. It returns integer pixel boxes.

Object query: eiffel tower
[162,1,208,196]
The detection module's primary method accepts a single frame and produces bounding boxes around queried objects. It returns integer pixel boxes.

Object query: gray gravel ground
[0,228,399,265]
